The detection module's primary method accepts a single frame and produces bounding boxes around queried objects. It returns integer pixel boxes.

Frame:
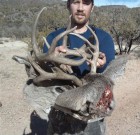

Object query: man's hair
[67,0,94,5]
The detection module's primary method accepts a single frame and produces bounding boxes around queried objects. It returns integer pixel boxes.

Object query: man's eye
[72,0,92,5]
[73,0,80,4]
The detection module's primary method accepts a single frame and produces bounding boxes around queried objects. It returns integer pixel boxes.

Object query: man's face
[68,0,93,25]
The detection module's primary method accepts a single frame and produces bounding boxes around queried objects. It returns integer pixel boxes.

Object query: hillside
[0,0,140,38]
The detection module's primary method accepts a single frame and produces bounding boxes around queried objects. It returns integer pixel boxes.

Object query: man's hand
[97,52,106,68]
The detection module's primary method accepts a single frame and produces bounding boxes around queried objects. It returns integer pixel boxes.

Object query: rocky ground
[0,38,140,135]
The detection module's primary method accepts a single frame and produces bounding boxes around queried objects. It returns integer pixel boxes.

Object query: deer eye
[55,87,65,93]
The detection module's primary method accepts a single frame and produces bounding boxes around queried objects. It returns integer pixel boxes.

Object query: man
[43,0,115,134]
[44,0,115,77]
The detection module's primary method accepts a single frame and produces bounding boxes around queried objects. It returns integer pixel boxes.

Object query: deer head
[55,55,128,121]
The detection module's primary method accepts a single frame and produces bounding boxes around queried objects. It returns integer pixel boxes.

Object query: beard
[72,13,89,26]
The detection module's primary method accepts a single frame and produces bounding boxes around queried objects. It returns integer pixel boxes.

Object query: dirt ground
[0,38,140,135]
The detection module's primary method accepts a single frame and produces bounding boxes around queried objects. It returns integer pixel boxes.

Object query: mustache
[75,13,85,16]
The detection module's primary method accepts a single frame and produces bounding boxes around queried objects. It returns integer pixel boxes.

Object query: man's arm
[97,34,115,73]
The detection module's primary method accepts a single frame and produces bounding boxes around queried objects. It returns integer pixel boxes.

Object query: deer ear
[103,55,128,82]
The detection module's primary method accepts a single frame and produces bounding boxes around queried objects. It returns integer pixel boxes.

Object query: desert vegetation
[0,0,140,53]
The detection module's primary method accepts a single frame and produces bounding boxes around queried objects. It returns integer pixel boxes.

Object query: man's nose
[77,2,84,11]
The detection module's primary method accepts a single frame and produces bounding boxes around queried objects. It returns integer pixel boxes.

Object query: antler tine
[32,7,47,56]
[70,33,96,51]
[86,25,99,49]
[27,53,83,87]
[43,36,50,49]
[86,25,99,73]
[62,15,72,48]
[48,26,77,54]
[61,45,92,58]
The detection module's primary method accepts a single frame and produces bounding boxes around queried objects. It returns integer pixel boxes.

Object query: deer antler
[27,53,83,86]
[60,17,94,61]
[70,25,99,73]
[32,8,86,66]
[13,7,99,87]
[28,8,84,86]
[86,25,99,73]
[27,7,100,86]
